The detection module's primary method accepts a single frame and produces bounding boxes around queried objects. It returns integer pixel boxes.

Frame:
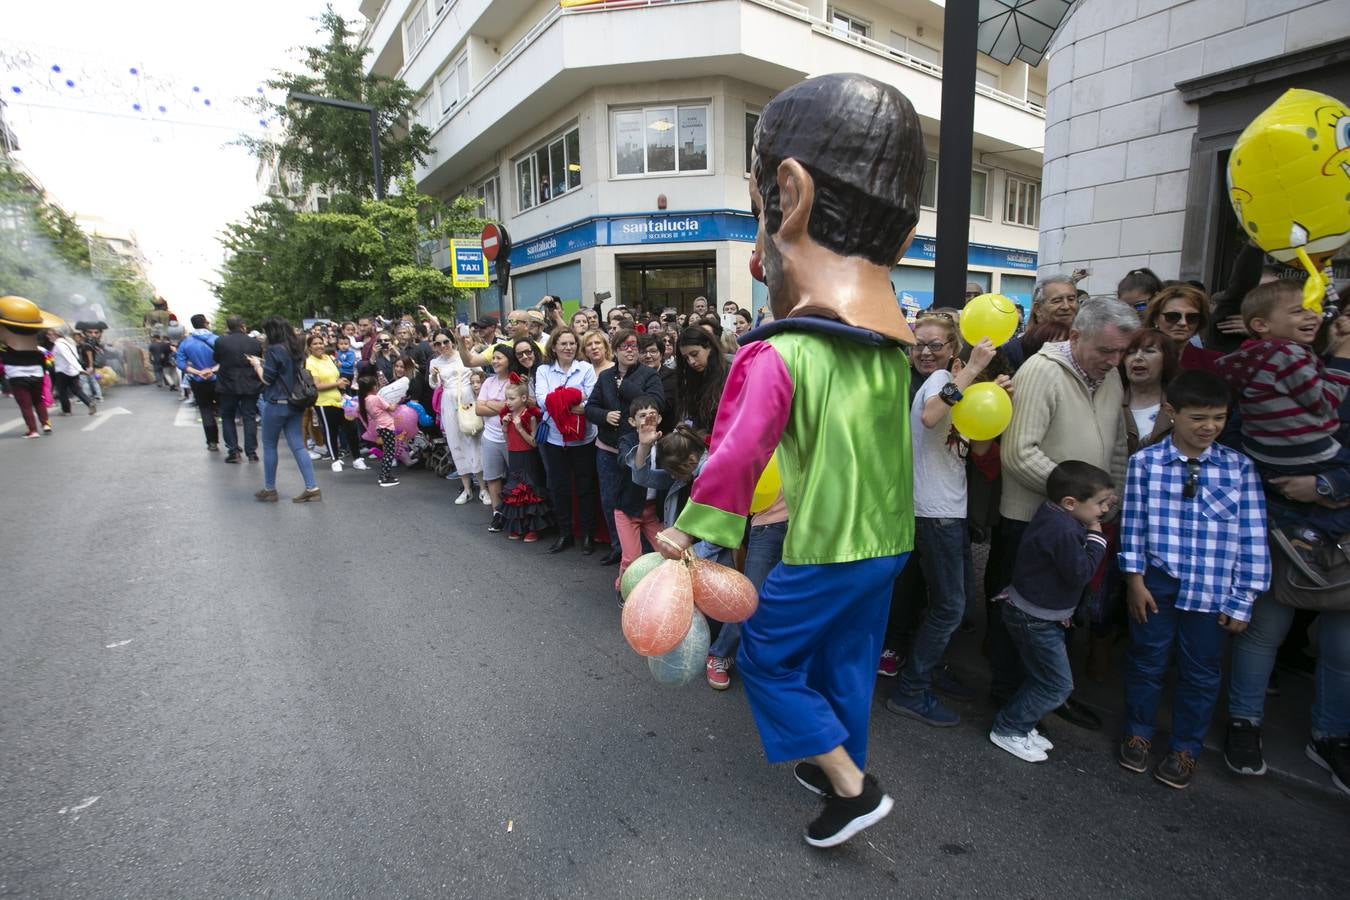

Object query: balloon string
[657,532,694,559]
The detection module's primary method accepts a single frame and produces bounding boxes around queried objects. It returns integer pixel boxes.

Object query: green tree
[242,5,430,199]
[0,162,154,325]
[213,172,486,323]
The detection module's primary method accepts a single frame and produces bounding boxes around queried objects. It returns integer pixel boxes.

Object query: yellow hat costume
[0,295,66,334]
[1227,89,1350,314]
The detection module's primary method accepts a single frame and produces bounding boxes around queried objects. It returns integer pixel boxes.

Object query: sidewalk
[935,574,1342,799]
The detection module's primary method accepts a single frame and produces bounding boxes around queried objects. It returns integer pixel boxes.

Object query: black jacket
[584,363,665,447]
[1009,502,1109,614]
[213,331,263,395]
[615,429,668,518]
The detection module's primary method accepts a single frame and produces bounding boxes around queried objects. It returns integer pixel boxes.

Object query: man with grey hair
[1000,274,1080,370]
[988,298,1140,730]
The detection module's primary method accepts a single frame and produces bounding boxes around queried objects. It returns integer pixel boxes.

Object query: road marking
[58,796,100,815]
[105,639,132,649]
[0,417,27,435]
[81,407,132,432]
[174,405,199,428]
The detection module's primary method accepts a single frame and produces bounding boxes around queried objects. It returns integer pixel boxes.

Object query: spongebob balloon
[1227,88,1350,315]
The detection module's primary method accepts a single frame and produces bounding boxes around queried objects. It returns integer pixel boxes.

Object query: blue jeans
[261,401,317,491]
[1229,593,1350,738]
[708,522,787,659]
[595,447,621,546]
[994,604,1074,736]
[893,517,968,698]
[1123,568,1225,755]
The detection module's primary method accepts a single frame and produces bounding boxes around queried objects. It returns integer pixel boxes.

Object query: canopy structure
[977,0,1075,67]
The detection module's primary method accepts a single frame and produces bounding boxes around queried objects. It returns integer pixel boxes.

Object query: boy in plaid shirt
[1118,370,1270,790]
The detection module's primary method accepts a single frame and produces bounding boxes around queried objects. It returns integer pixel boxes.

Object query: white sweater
[999,342,1129,523]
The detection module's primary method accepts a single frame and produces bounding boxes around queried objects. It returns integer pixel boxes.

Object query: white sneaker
[352,458,369,470]
[480,489,492,505]
[455,489,471,505]
[1028,729,1054,752]
[307,450,323,460]
[331,460,344,472]
[989,730,1048,763]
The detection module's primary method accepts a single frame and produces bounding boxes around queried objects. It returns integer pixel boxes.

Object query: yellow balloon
[1227,88,1350,313]
[750,452,781,514]
[959,294,1019,347]
[950,382,1012,441]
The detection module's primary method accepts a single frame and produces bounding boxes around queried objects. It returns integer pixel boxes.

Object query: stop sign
[481,223,502,262]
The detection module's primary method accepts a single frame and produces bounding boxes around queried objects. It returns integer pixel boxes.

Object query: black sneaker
[247,453,259,462]
[1118,735,1151,773]
[224,452,241,464]
[1154,750,1198,790]
[1306,736,1350,798]
[793,762,832,798]
[487,511,504,533]
[379,476,400,487]
[1223,718,1267,776]
[804,773,893,848]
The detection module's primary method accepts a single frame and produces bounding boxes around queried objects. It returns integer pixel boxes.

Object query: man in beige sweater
[990,298,1139,729]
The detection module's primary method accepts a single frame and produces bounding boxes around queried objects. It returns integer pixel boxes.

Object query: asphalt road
[2,385,1347,898]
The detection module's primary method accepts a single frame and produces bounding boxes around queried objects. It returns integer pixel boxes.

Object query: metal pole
[933,1,979,308]
[369,107,384,200]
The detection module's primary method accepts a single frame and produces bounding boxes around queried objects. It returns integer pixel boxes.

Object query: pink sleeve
[687,341,794,517]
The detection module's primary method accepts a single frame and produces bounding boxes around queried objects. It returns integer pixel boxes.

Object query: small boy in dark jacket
[990,460,1114,763]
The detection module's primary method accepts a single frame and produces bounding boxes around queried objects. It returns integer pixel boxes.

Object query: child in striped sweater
[1216,281,1350,548]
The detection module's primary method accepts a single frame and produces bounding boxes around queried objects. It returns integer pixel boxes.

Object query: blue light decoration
[64,79,74,88]
[157,105,166,113]
[192,85,200,93]
[133,102,141,111]
[10,86,21,94]
[203,98,211,106]
[258,119,268,127]
[129,67,138,75]
[50,64,61,73]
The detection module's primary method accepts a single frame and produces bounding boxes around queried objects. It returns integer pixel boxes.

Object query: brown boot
[254,488,278,502]
[292,487,322,503]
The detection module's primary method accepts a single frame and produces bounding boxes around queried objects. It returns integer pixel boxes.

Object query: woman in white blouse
[534,328,598,554]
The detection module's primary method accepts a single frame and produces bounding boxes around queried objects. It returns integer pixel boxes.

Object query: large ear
[775,159,814,243]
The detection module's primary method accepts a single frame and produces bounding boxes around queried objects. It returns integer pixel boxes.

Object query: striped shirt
[1216,338,1350,468]
[1118,436,1270,622]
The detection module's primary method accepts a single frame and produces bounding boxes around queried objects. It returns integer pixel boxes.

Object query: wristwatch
[1315,475,1334,498]
[939,382,964,406]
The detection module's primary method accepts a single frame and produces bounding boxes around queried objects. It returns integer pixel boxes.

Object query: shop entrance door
[618,256,715,314]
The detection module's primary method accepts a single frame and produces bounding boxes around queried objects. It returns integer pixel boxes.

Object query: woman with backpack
[247,317,320,503]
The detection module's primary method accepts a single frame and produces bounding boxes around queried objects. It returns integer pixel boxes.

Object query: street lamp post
[286,91,384,200]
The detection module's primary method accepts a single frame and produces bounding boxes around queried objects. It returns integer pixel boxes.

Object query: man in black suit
[213,315,263,463]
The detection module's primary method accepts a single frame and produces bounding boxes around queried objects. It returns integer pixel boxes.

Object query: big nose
[749,251,765,284]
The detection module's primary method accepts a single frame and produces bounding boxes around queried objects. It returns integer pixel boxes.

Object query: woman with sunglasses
[1144,284,1220,373]
[429,329,485,504]
[511,338,544,389]
[585,329,666,566]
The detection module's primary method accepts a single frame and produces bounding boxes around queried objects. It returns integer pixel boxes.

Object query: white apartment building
[360,0,1049,319]
[1038,0,1350,296]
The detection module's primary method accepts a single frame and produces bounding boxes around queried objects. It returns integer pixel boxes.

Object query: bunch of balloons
[940,293,1017,440]
[620,553,759,686]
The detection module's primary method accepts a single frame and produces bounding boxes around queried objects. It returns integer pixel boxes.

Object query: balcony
[407,0,1046,195]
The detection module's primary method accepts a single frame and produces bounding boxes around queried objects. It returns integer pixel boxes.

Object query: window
[975,69,1000,91]
[829,9,870,39]
[920,157,938,208]
[610,104,711,177]
[438,54,470,114]
[433,0,453,13]
[515,127,582,211]
[1027,89,1046,108]
[415,94,435,130]
[744,111,759,174]
[471,176,499,221]
[405,2,430,52]
[1004,175,1040,228]
[970,168,989,218]
[886,31,940,67]
[919,159,992,217]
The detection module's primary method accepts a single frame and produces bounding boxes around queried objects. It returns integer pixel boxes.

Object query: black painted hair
[1165,369,1231,412]
[1046,460,1114,504]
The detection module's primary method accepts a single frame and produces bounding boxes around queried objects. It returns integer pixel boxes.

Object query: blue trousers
[737,553,908,767]
[708,522,788,659]
[1123,568,1225,756]
[994,604,1074,737]
[261,401,317,491]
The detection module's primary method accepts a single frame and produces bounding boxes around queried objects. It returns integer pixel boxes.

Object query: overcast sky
[4,0,362,320]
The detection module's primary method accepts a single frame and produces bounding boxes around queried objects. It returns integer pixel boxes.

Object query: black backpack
[287,354,318,409]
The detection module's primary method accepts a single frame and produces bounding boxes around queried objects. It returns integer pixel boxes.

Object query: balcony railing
[406,0,1046,144]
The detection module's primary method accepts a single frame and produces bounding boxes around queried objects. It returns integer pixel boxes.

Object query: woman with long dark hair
[248,317,320,502]
[674,326,729,432]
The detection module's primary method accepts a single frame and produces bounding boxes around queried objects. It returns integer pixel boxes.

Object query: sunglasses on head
[1161,311,1201,325]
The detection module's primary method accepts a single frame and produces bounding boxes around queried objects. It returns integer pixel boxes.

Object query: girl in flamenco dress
[498,378,553,542]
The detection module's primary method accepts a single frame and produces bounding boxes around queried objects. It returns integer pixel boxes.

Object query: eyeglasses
[617,342,639,351]
[1161,311,1202,326]
[518,349,534,357]
[1183,458,1201,500]
[912,340,952,354]
[432,340,450,346]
